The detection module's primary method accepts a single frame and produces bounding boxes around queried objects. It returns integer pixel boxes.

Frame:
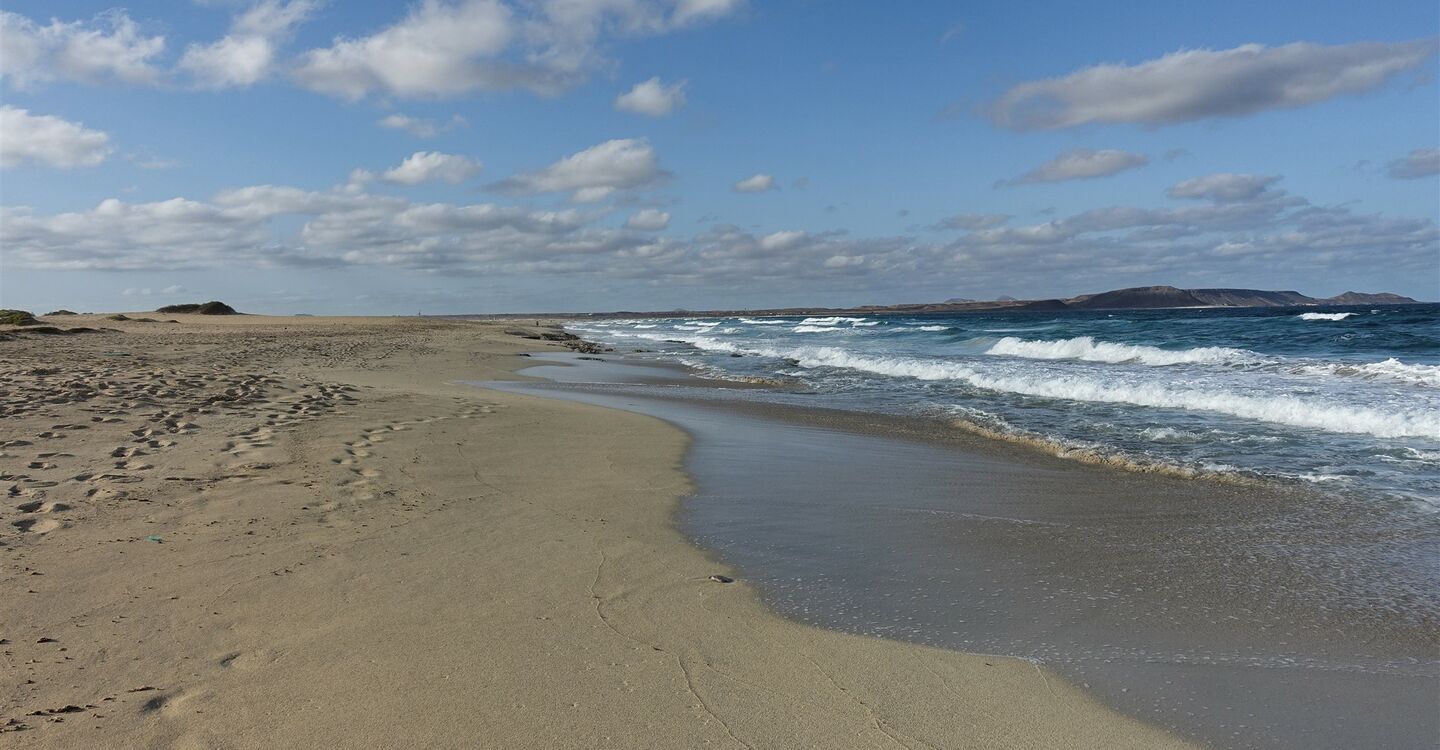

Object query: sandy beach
[0,313,1194,748]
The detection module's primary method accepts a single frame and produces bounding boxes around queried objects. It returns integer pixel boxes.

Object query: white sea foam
[985,335,1256,366]
[1294,358,1440,387]
[1298,312,1355,321]
[800,316,868,325]
[1139,427,1200,443]
[738,317,788,325]
[580,328,1440,438]
[916,325,949,332]
[631,324,657,328]
[793,325,844,333]
[743,346,1437,439]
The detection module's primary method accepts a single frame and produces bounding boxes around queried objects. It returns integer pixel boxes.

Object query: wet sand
[491,352,1440,750]
[1,314,1190,748]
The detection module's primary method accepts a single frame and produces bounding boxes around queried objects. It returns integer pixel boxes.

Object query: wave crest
[986,335,1255,366]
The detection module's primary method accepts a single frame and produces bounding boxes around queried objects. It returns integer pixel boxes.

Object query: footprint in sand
[11,518,62,534]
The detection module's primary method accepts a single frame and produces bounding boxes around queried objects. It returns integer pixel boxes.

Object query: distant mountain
[1060,286,1418,311]
[1066,286,1206,310]
[1321,291,1417,305]
[1189,288,1316,307]
[468,286,1421,321]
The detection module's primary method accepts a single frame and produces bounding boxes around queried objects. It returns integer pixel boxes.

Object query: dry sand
[0,313,1192,748]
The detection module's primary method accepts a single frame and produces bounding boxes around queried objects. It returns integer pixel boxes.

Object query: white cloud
[759,230,805,250]
[989,39,1439,130]
[1168,173,1281,202]
[495,138,667,202]
[293,0,742,100]
[672,0,745,26]
[377,113,468,138]
[361,151,482,185]
[625,208,670,230]
[2,162,1433,303]
[1386,148,1440,180]
[998,148,1148,186]
[933,213,1009,231]
[0,106,112,168]
[733,173,776,192]
[0,9,166,87]
[293,0,516,99]
[614,77,687,116]
[179,0,318,89]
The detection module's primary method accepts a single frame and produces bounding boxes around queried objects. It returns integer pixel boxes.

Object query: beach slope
[0,315,1188,748]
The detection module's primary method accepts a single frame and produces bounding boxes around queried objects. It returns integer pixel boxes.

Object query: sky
[1,0,1437,315]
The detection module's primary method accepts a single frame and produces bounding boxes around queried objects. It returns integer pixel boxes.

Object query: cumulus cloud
[293,0,742,99]
[614,77,687,116]
[0,106,112,168]
[377,113,468,138]
[179,0,318,89]
[997,148,1148,186]
[733,173,776,192]
[759,230,805,250]
[1168,173,1281,202]
[366,151,483,185]
[293,0,515,99]
[0,9,166,87]
[3,162,1433,304]
[1386,148,1440,180]
[625,208,670,230]
[494,138,667,202]
[932,213,1009,231]
[989,39,1439,130]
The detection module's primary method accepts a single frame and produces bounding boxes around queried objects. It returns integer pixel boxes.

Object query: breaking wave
[1298,312,1355,321]
[1294,358,1440,387]
[616,332,1437,439]
[985,335,1257,366]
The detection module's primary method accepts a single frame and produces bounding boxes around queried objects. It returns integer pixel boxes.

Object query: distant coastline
[452,285,1424,320]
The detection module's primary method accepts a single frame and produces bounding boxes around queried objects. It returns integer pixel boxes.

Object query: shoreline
[1,315,1190,748]
[494,351,1439,750]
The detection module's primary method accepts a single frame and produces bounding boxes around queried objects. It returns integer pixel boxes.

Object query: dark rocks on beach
[107,314,131,321]
[24,326,107,336]
[564,340,607,354]
[709,574,735,584]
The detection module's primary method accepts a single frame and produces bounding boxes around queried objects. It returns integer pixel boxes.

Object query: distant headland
[470,286,1423,320]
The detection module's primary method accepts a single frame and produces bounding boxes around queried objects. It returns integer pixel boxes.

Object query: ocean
[495,304,1440,747]
[567,304,1440,509]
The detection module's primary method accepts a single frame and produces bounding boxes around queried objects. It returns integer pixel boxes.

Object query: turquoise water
[568,304,1440,508]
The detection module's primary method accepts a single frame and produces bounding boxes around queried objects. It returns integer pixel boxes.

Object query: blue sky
[1,0,1437,314]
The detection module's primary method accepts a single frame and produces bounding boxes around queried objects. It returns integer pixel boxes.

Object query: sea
[566,304,1440,510]
[499,302,1440,747]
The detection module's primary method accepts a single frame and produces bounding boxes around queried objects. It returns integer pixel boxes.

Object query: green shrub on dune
[0,309,40,326]
[156,301,239,315]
